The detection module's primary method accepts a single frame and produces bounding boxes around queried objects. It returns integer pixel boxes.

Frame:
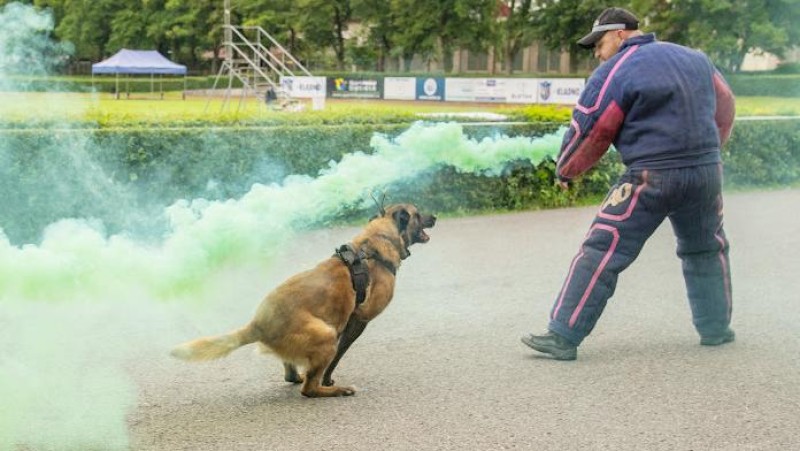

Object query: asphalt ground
[129,188,800,451]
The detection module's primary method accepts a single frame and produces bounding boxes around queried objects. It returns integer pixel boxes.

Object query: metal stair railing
[226,26,281,93]
[207,23,313,112]
[239,25,313,77]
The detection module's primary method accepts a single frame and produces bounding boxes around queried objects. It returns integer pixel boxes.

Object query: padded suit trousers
[548,163,733,345]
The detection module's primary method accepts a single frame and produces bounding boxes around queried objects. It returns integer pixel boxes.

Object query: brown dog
[171,204,436,397]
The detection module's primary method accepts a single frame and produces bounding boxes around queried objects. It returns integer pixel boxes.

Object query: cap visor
[577,31,604,49]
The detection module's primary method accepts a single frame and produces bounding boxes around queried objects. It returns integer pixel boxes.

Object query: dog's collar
[371,255,397,275]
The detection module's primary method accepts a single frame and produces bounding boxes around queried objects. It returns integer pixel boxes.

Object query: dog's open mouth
[415,229,431,243]
[414,214,436,243]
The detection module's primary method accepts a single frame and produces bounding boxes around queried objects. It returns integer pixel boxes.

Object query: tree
[498,0,537,74]
[530,0,607,73]
[392,0,495,73]
[238,0,304,59]
[38,0,117,60]
[294,0,353,70]
[105,0,165,54]
[159,0,218,68]
[632,0,800,72]
[350,0,401,71]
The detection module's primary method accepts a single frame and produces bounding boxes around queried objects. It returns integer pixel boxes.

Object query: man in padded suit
[522,7,736,360]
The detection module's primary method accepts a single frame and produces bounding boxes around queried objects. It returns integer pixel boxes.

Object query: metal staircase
[207,23,314,112]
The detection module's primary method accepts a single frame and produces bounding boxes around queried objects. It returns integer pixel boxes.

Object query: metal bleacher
[206,1,313,112]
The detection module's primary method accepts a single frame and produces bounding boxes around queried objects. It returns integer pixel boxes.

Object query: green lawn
[734,96,800,116]
[1,91,797,124]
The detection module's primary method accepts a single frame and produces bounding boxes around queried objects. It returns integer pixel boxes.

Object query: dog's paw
[336,386,356,397]
[301,385,356,397]
[285,374,304,384]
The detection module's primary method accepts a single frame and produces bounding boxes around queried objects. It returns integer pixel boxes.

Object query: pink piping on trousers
[715,233,732,321]
[552,223,621,328]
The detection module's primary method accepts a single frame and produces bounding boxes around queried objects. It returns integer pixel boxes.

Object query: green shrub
[2,117,796,244]
[722,119,800,186]
[506,104,572,123]
[773,63,800,75]
[726,74,800,98]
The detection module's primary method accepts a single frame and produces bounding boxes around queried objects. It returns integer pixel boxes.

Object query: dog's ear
[392,208,411,232]
[370,191,387,219]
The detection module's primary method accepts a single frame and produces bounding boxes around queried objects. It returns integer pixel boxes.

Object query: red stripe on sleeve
[558,101,624,180]
[713,72,735,146]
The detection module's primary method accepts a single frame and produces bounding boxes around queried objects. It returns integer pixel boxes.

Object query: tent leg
[204,62,226,113]
[223,64,235,113]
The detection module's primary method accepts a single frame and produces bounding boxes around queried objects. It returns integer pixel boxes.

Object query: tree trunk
[377,50,385,72]
[505,41,516,75]
[440,37,454,73]
[333,8,347,70]
[378,35,391,72]
[403,54,413,72]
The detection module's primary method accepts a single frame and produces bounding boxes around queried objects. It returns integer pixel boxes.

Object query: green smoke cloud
[2,121,564,301]
[0,3,565,450]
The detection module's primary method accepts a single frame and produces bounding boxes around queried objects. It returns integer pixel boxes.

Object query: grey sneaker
[700,328,736,346]
[521,331,577,361]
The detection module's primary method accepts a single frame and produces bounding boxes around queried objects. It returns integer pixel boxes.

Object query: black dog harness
[334,244,370,305]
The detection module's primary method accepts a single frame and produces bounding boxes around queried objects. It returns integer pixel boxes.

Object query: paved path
[130,188,800,451]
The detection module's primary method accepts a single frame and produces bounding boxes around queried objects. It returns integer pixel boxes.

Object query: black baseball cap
[577,7,640,49]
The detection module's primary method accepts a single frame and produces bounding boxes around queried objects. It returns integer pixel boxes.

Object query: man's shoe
[700,328,735,346]
[521,331,577,361]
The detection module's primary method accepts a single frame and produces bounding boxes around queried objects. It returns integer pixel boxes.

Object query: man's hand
[558,181,570,190]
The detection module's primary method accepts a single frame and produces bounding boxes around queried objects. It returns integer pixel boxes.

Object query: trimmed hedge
[722,120,800,186]
[1,118,796,245]
[725,74,800,98]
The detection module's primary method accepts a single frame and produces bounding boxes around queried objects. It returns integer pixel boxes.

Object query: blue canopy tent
[92,49,188,99]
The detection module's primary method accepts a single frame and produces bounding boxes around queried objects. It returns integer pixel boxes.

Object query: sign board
[537,78,585,104]
[416,77,445,101]
[444,78,509,102]
[444,78,477,102]
[328,77,382,99]
[505,78,540,104]
[279,76,326,98]
[383,77,417,100]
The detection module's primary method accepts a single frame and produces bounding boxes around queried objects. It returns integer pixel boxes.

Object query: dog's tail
[170,322,260,362]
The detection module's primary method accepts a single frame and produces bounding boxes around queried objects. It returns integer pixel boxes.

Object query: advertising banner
[444,78,510,102]
[472,78,509,102]
[328,77,382,99]
[416,77,445,101]
[505,78,540,104]
[383,77,417,100]
[537,78,585,104]
[444,78,476,102]
[279,76,326,98]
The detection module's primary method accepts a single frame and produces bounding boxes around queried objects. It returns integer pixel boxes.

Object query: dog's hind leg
[323,315,368,386]
[283,362,303,384]
[300,322,355,397]
[302,357,355,397]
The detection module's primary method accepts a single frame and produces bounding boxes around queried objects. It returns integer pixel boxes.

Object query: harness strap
[334,244,370,305]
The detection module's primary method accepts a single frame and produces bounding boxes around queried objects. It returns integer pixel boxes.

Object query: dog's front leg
[323,315,368,386]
